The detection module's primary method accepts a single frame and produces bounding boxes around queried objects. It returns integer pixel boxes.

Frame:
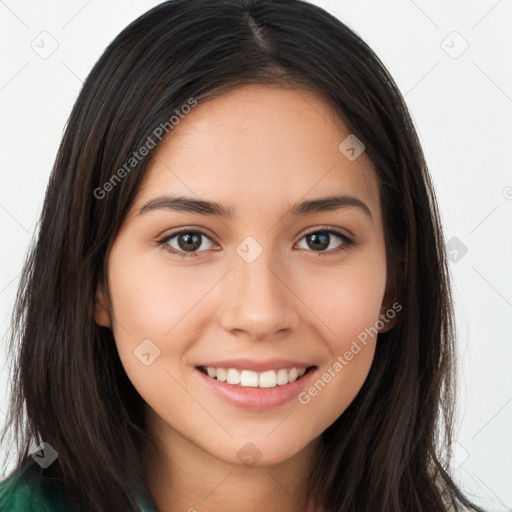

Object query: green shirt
[0,463,157,512]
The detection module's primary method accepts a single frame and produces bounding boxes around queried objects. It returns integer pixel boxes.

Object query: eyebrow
[138,194,373,220]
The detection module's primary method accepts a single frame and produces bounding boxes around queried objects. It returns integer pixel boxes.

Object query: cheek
[294,252,385,427]
[298,248,387,349]
[299,345,376,436]
[106,244,218,357]
[105,245,211,418]
[297,282,381,434]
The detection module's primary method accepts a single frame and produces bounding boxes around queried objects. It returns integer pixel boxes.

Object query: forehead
[133,84,381,223]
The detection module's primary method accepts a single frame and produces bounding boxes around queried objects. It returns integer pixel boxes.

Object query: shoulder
[1,462,158,512]
[0,462,69,512]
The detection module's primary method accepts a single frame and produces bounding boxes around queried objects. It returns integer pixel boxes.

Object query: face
[95,84,396,468]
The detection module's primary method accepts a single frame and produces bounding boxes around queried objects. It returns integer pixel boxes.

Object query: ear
[94,282,112,328]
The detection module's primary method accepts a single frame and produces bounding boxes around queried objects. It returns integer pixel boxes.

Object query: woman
[0,0,484,510]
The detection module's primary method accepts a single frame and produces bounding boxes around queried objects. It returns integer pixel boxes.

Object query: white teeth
[240,370,259,387]
[226,368,241,385]
[203,366,310,388]
[259,370,277,388]
[276,368,289,385]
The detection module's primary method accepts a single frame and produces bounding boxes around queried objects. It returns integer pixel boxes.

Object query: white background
[1,1,511,510]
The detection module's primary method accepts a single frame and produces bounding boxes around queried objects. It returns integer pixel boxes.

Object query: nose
[218,249,301,341]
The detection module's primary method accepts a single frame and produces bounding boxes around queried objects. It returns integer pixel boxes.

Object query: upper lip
[196,358,316,373]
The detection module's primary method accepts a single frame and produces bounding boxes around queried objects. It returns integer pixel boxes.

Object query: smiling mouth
[196,365,317,389]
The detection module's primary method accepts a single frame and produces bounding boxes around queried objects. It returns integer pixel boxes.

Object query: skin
[95,83,397,512]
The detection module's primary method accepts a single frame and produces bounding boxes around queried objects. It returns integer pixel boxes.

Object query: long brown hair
[1,0,484,510]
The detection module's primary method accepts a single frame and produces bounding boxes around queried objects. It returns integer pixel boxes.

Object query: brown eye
[296,228,354,254]
[158,229,217,257]
[175,232,203,251]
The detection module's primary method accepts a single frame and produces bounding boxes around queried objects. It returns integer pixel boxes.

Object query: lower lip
[195,367,317,410]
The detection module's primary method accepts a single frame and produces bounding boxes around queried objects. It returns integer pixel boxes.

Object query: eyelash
[156,226,355,258]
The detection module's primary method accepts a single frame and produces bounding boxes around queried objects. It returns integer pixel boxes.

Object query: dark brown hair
[1,0,484,510]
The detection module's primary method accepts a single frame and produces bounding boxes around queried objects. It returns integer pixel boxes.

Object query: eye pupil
[307,232,329,251]
[178,233,202,251]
